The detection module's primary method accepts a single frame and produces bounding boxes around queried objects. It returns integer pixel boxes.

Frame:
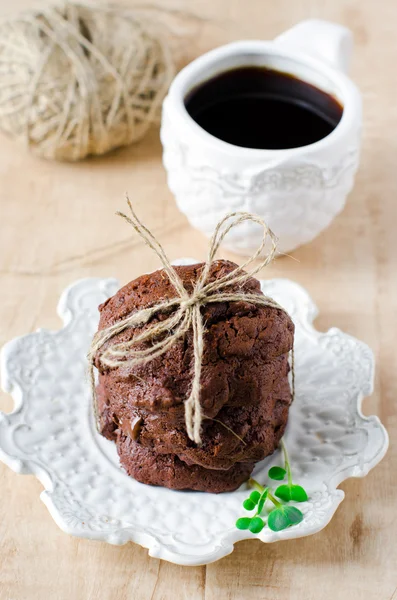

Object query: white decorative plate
[0,263,388,566]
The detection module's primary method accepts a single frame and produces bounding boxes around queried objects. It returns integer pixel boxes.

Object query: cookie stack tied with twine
[0,2,174,160]
[89,202,295,493]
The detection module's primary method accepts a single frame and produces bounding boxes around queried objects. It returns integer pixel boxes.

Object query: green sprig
[235,439,308,535]
[274,440,308,503]
[236,480,268,533]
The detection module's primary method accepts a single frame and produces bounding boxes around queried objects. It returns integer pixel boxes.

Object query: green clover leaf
[249,491,261,504]
[248,516,265,533]
[236,517,252,530]
[243,498,256,511]
[268,466,287,480]
[268,506,303,532]
[257,489,269,514]
[275,484,308,503]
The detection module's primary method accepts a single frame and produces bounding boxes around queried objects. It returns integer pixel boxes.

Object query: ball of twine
[0,1,174,160]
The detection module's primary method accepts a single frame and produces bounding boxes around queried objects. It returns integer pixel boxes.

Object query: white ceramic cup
[160,19,362,255]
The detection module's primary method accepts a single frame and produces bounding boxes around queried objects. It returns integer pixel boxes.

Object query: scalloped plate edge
[0,275,389,566]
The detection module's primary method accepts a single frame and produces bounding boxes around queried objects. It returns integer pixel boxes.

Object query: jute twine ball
[0,2,174,160]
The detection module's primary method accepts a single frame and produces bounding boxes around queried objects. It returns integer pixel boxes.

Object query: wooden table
[0,1,396,598]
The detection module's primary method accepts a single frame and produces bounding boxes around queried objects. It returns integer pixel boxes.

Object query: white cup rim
[166,40,362,158]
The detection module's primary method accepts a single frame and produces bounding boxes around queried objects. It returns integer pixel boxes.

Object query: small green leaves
[242,488,268,513]
[257,489,269,514]
[275,484,308,503]
[291,485,308,502]
[248,517,265,533]
[268,466,286,480]
[236,516,265,533]
[243,498,256,511]
[236,517,252,530]
[249,491,261,503]
[235,439,309,537]
[236,487,268,532]
[268,506,303,532]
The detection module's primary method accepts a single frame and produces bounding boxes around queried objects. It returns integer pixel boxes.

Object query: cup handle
[275,19,353,74]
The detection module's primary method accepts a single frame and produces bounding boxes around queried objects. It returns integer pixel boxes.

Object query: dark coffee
[185,66,343,149]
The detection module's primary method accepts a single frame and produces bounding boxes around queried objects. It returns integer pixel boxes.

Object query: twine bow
[88,199,293,444]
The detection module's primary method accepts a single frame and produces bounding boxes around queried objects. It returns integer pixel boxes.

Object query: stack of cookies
[95,260,294,493]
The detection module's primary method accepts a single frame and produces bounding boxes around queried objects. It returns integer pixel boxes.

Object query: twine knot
[88,198,293,445]
[179,297,195,310]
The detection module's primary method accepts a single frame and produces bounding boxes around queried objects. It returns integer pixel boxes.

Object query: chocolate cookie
[99,351,289,423]
[95,260,294,416]
[98,360,291,470]
[116,433,255,493]
[94,259,295,492]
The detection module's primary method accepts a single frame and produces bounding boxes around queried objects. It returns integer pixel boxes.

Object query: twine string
[88,199,294,444]
[0,2,174,160]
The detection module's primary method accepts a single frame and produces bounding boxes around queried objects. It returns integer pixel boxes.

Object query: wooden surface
[0,1,396,599]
